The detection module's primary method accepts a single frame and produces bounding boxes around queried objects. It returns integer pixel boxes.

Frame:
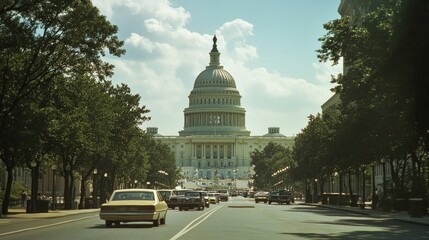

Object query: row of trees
[291,0,428,201]
[0,1,177,215]
[251,0,428,205]
[250,142,295,191]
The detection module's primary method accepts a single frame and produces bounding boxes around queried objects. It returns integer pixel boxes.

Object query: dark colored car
[268,190,294,205]
[169,189,190,209]
[176,191,206,211]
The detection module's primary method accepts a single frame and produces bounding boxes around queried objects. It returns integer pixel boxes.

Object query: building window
[220,145,224,159]
[196,144,202,159]
[227,144,232,159]
[205,144,211,159]
[213,145,218,159]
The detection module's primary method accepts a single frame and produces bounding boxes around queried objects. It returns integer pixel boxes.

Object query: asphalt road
[1,197,428,240]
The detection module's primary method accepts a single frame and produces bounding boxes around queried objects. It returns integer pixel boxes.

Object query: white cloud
[219,19,254,39]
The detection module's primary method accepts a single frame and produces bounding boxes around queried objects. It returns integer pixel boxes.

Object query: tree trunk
[361,168,366,208]
[348,171,353,196]
[79,176,86,209]
[1,167,13,216]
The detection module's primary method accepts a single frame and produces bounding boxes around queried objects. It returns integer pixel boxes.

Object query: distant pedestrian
[21,191,27,209]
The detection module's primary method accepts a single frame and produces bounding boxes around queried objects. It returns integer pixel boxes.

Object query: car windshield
[111,191,155,201]
[174,191,188,196]
[185,192,201,197]
[159,191,172,198]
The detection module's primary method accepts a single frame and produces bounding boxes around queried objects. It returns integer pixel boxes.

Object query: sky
[92,0,342,136]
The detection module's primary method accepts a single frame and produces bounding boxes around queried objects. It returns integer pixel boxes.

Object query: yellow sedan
[99,189,168,227]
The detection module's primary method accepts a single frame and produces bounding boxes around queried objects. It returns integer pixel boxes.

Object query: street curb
[302,203,429,227]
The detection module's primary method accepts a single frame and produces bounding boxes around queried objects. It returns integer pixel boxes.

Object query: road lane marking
[170,205,223,240]
[0,215,97,237]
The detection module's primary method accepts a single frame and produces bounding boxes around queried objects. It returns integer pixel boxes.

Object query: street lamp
[93,169,98,208]
[51,165,57,210]
[30,160,37,213]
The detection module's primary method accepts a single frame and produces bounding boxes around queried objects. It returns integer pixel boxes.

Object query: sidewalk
[303,201,429,227]
[2,208,99,219]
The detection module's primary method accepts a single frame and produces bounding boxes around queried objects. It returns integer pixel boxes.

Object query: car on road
[176,191,206,211]
[268,190,294,205]
[158,189,175,208]
[217,189,230,201]
[99,189,168,227]
[208,192,219,204]
[169,189,191,209]
[199,191,210,208]
[254,191,269,203]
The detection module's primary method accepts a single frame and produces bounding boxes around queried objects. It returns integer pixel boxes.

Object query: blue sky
[92,0,342,136]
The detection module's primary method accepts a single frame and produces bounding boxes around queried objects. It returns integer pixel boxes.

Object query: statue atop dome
[211,35,218,52]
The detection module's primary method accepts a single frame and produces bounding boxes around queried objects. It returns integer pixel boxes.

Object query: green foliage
[251,142,294,191]
[9,181,29,201]
[291,112,340,182]
[314,0,429,197]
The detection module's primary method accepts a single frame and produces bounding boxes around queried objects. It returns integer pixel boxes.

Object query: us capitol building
[147,36,294,189]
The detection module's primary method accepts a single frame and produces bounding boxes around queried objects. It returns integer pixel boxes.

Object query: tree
[251,142,294,191]
[317,0,428,199]
[0,0,124,214]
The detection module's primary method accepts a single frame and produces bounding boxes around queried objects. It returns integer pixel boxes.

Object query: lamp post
[92,169,98,208]
[30,160,37,213]
[51,165,57,210]
[313,179,318,203]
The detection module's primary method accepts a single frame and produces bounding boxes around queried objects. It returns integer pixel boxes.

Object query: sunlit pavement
[2,198,428,227]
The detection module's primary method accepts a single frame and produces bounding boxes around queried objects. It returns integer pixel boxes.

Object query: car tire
[114,221,120,227]
[179,206,183,211]
[264,201,267,204]
[268,201,272,204]
[153,216,161,227]
[105,221,112,228]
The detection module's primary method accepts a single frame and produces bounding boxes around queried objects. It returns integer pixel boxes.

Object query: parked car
[254,191,269,203]
[99,189,168,227]
[268,190,294,205]
[176,191,206,211]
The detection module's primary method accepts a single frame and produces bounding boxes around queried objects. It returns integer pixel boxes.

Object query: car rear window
[112,191,155,201]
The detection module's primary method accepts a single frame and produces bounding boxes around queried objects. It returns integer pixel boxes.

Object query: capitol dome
[179,36,250,136]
